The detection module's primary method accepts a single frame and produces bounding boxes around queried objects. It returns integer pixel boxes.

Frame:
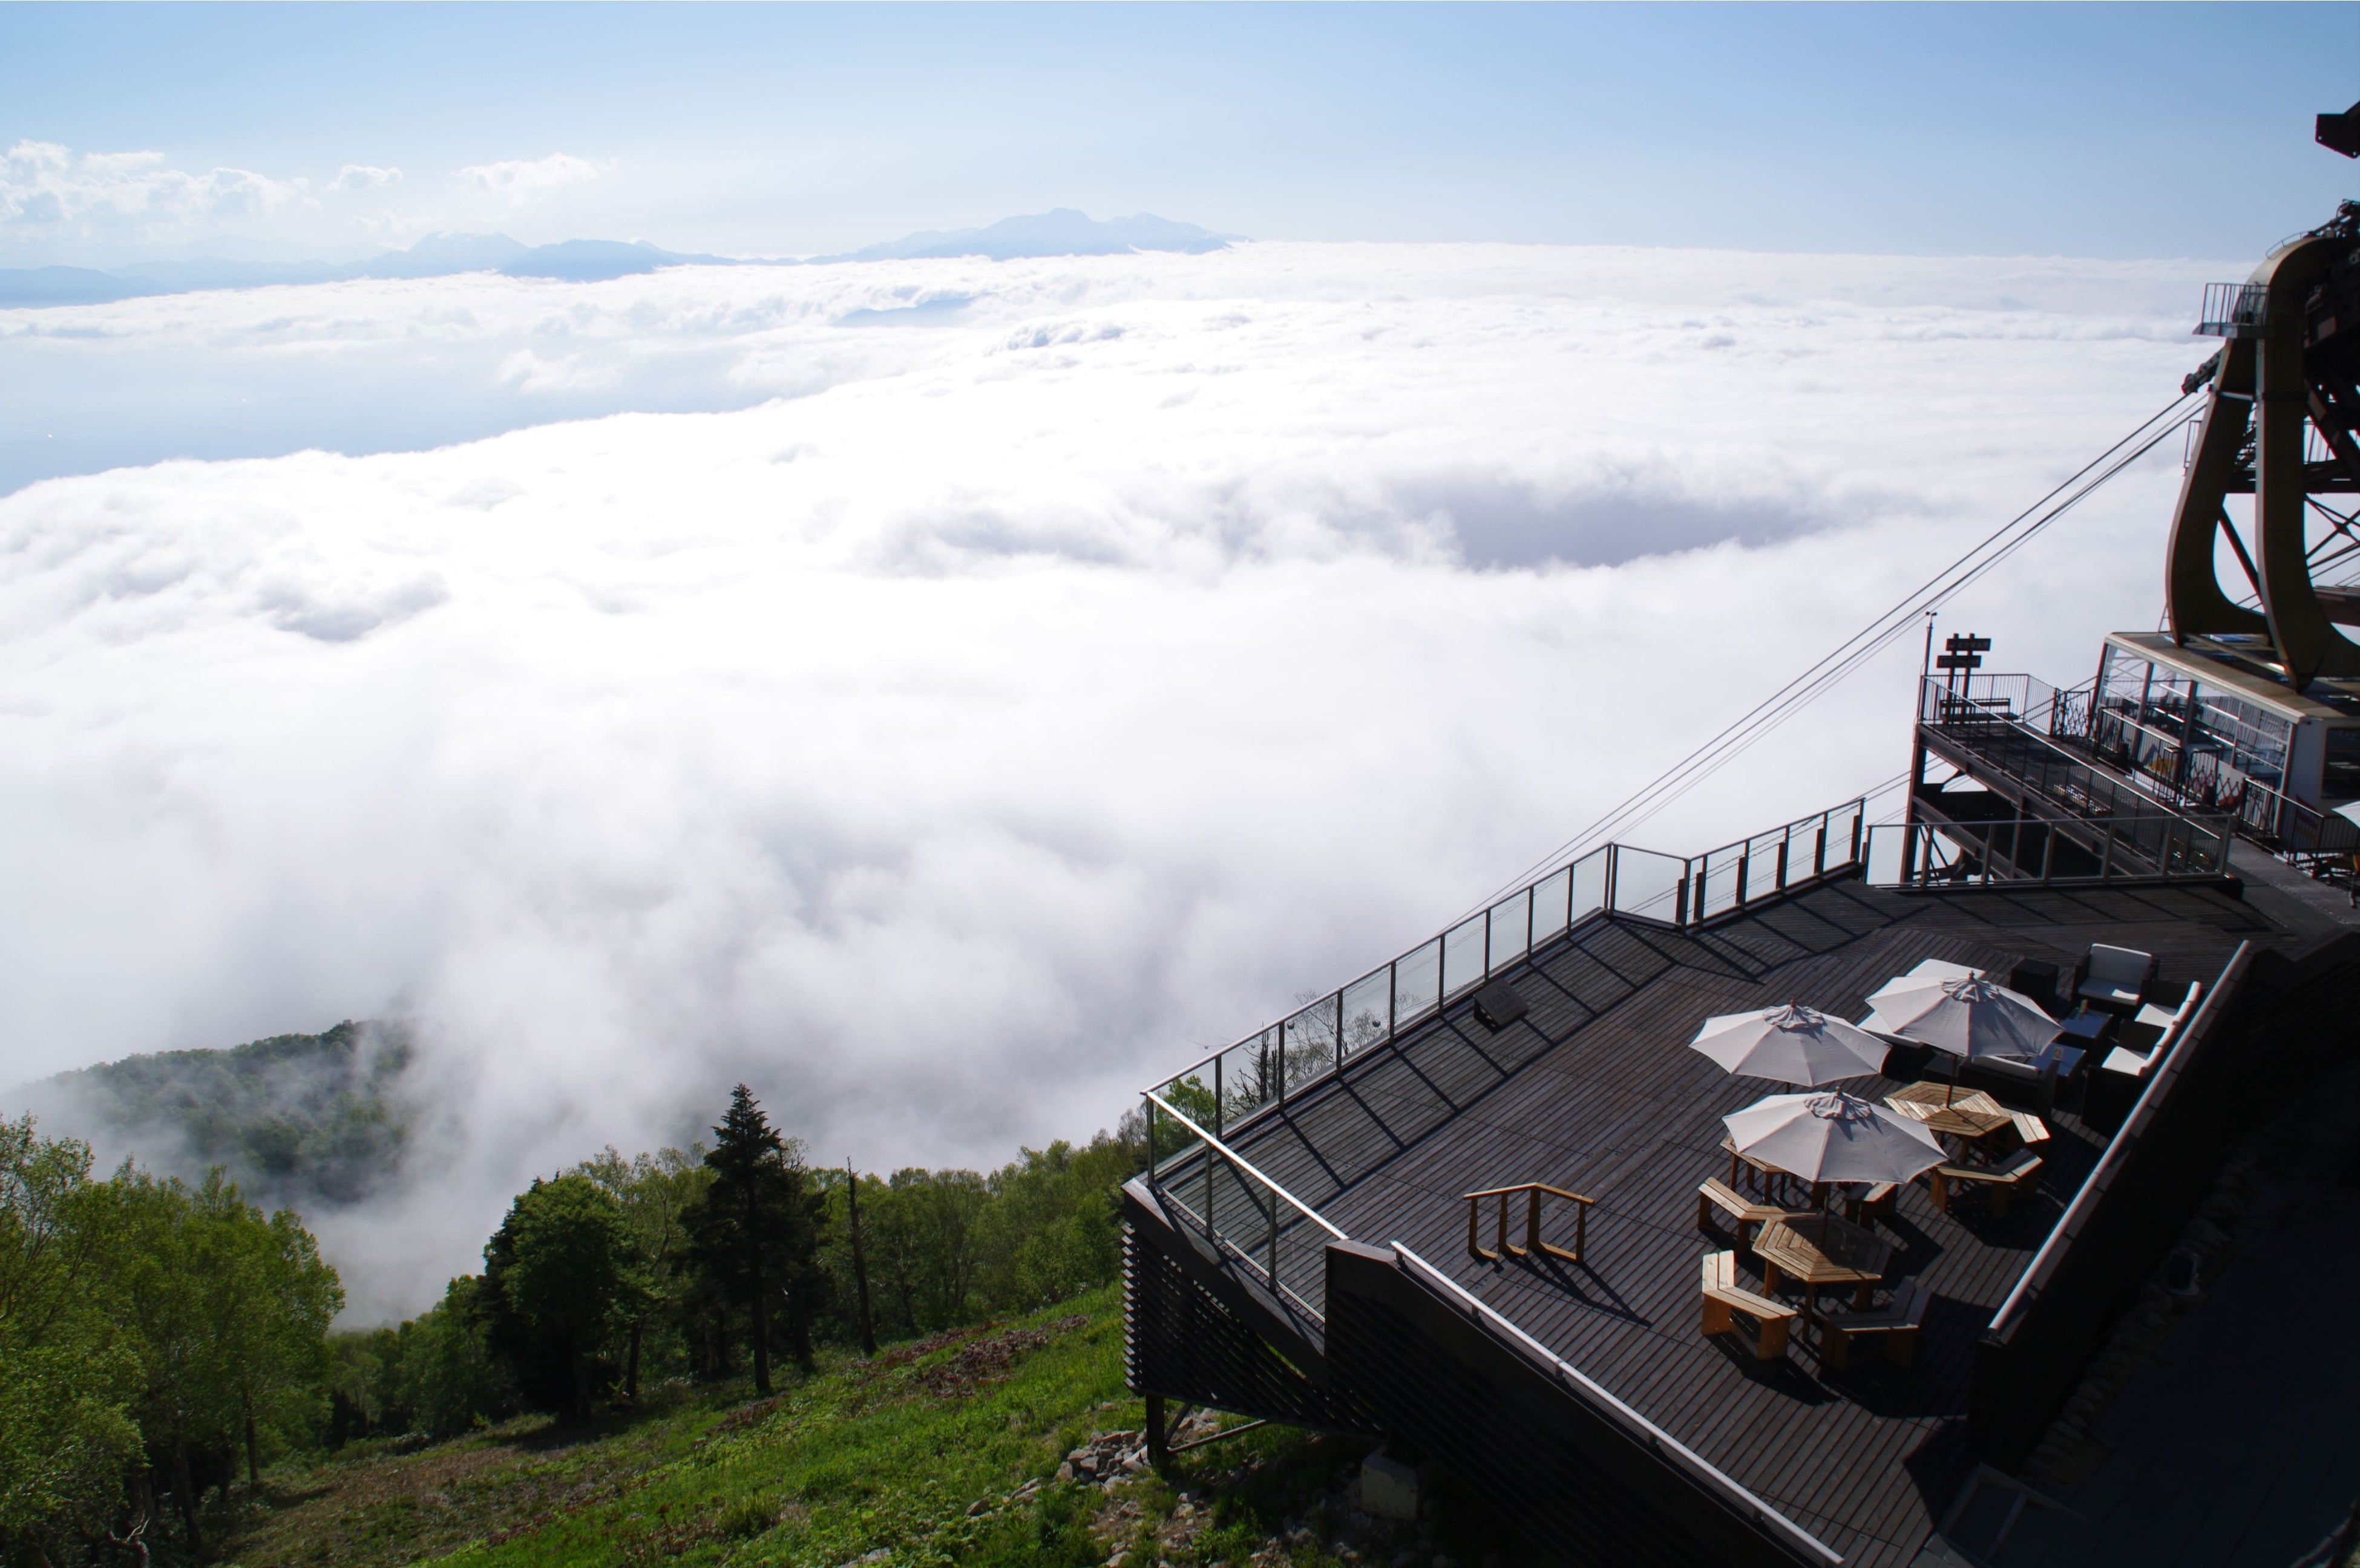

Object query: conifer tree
[684,1086,821,1394]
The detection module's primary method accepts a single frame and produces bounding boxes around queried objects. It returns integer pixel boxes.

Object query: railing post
[1525,887,1535,959]
[1775,836,1790,891]
[2040,823,2056,885]
[1674,869,1690,928]
[1213,1056,1223,1140]
[1815,823,1827,875]
[1387,962,1397,1042]
[1736,852,1749,908]
[1146,1097,1158,1191]
[1334,992,1344,1073]
[2100,826,2117,881]
[1850,811,1863,865]
[1205,1149,1216,1240]
[1526,1187,1542,1255]
[1267,1181,1280,1284]
[1566,861,1576,929]
[1481,911,1492,979]
[1605,845,1619,912]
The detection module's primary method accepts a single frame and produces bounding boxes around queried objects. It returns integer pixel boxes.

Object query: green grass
[217,1286,1501,1568]
[220,1290,1139,1568]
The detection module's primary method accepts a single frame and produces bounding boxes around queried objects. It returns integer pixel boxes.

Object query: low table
[1884,1082,2013,1151]
[1753,1212,1895,1327]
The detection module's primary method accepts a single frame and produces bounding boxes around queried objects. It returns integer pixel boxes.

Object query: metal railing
[1937,669,2360,864]
[2195,280,2267,338]
[1917,676,2234,880]
[1391,1244,1842,1566]
[1142,799,1865,1150]
[2079,702,2360,861]
[1864,814,2230,890]
[1142,1091,1346,1319]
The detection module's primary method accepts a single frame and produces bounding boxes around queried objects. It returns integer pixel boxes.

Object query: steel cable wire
[1457,391,2204,918]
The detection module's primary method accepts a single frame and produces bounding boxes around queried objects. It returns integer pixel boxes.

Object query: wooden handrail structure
[1463,1182,1595,1264]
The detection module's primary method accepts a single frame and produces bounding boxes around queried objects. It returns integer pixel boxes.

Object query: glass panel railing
[1532,865,1574,946]
[1144,1093,1348,1319]
[1570,844,1608,924]
[1341,969,1391,1059]
[1282,999,1339,1091]
[1608,844,1689,924]
[1396,936,1441,1030]
[1864,822,1907,886]
[1441,913,1486,999]
[1488,889,1532,973]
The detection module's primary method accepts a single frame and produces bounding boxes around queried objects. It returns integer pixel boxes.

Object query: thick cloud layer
[0,242,2224,1318]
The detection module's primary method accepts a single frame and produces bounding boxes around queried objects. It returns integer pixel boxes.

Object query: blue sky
[4,2,2357,266]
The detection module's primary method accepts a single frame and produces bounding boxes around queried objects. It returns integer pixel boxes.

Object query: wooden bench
[1927,1151,2044,1217]
[1697,1178,1785,1249]
[1700,1250,1797,1359]
[2008,1111,2051,1148]
[1846,1181,1899,1227]
[1818,1278,1931,1371]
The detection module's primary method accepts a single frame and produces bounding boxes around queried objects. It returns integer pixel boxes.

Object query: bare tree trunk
[847,1163,877,1357]
[242,1384,261,1488]
[170,1437,202,1553]
[625,1317,643,1403]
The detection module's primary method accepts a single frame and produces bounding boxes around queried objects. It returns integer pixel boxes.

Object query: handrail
[1141,1091,1348,1242]
[1461,1182,1593,1264]
[1390,1243,1843,1567]
[1139,795,1867,1099]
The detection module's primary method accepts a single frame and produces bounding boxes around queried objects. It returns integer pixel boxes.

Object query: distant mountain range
[0,210,1243,309]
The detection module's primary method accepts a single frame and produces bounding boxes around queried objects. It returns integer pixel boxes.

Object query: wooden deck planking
[1208,879,2278,1568]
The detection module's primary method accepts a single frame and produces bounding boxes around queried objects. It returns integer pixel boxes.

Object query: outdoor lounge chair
[1697,1177,1785,1249]
[2077,943,2157,1013]
[1927,1149,2044,1217]
[1819,1279,1931,1371]
[1700,1250,1797,1359]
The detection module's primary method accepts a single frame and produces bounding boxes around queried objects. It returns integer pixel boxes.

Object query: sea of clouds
[0,241,2232,1318]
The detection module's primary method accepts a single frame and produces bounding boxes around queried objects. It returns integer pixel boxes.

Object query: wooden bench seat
[1819,1278,1931,1371]
[1700,1250,1797,1359]
[1847,1181,1898,1227]
[1927,1151,2044,1217]
[1697,1177,1785,1247]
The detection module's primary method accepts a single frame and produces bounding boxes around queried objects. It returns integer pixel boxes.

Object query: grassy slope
[226,1291,1135,1568]
[221,1287,1489,1568]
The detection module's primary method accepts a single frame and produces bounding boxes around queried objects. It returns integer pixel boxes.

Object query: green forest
[0,1083,1147,1568]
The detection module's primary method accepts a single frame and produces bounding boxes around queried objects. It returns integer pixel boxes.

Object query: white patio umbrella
[1722,1091,1946,1187]
[1689,1002,1892,1087]
[1875,973,2062,1103]
[1878,975,2059,1056]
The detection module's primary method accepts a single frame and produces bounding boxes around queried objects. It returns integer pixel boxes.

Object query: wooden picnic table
[1884,1082,2013,1151]
[1754,1212,1895,1327]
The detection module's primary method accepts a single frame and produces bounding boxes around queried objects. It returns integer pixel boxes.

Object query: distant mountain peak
[830,209,1244,264]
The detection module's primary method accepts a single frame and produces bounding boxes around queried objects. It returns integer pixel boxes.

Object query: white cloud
[1,139,310,244]
[0,241,2226,1317]
[450,152,612,209]
[333,164,403,192]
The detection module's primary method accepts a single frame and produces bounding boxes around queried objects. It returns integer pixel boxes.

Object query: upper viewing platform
[1124,794,2357,1567]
